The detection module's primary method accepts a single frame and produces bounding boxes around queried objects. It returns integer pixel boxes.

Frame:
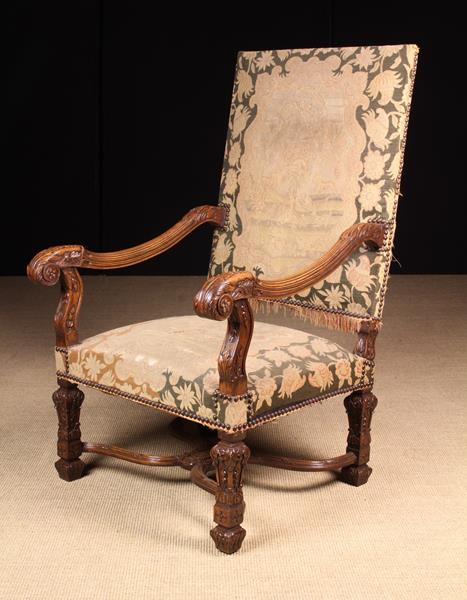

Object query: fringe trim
[249,298,382,333]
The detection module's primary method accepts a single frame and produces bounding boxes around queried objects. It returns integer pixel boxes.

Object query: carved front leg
[52,378,85,481]
[210,432,250,554]
[340,390,378,486]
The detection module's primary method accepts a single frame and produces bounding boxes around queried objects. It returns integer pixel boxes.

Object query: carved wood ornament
[53,378,85,481]
[210,432,250,553]
[27,205,225,346]
[340,390,378,486]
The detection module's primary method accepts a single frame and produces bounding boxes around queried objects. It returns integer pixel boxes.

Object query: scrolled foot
[210,525,246,554]
[340,464,372,487]
[55,458,86,481]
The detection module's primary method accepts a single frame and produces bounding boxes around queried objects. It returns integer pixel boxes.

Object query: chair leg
[340,390,378,487]
[52,378,85,481]
[210,431,250,554]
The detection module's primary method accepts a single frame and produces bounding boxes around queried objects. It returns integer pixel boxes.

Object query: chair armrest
[193,222,385,396]
[194,221,386,315]
[27,205,225,285]
[27,204,225,346]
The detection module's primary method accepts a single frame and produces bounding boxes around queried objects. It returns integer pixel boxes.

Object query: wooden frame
[27,205,225,346]
[28,206,383,554]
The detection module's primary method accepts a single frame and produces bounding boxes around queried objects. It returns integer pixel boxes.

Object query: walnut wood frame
[28,207,383,554]
[27,204,226,346]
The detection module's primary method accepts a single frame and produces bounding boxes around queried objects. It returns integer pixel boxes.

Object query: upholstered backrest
[209,45,418,331]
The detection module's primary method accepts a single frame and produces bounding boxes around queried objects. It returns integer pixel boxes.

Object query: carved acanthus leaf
[27,245,84,286]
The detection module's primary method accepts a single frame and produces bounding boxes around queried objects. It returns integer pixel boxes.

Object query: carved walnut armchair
[28,45,418,554]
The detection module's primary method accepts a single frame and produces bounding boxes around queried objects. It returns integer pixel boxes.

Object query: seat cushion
[55,316,373,430]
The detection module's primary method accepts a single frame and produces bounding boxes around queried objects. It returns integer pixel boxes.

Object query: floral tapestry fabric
[209,45,418,323]
[55,316,373,429]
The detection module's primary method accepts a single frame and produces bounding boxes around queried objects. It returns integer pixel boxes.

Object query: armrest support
[28,204,225,346]
[193,222,385,395]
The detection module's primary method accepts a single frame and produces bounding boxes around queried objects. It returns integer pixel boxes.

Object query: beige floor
[1,275,466,600]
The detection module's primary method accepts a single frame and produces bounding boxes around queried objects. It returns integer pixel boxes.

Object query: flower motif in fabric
[359,181,384,212]
[58,316,374,427]
[223,168,238,197]
[213,237,234,265]
[368,70,403,106]
[346,256,375,292]
[255,51,275,71]
[310,338,339,356]
[307,361,334,391]
[236,70,253,100]
[83,354,104,380]
[196,405,215,420]
[279,364,306,399]
[361,108,390,150]
[335,359,353,388]
[352,47,377,70]
[251,370,277,409]
[363,150,389,181]
[202,370,218,395]
[231,105,251,139]
[224,401,248,427]
[174,382,197,410]
[320,285,347,309]
[228,142,242,166]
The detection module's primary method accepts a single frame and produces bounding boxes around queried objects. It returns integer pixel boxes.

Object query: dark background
[5,2,465,275]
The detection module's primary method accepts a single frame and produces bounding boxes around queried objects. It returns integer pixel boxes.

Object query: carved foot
[340,390,377,488]
[55,457,86,481]
[210,432,250,554]
[52,378,85,482]
[340,464,372,487]
[210,525,246,554]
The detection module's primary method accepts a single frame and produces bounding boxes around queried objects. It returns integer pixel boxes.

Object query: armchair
[28,44,418,554]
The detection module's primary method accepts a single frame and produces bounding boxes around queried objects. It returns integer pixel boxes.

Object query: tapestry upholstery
[209,45,418,329]
[55,316,373,430]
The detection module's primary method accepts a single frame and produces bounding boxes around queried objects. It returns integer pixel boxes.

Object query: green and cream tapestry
[209,45,418,329]
[55,316,372,429]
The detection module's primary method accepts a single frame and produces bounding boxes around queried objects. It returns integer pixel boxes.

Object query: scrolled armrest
[28,204,225,285]
[28,204,225,346]
[27,245,84,286]
[256,221,386,298]
[193,272,257,321]
[194,221,386,315]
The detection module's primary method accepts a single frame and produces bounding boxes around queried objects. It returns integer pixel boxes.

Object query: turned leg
[340,390,378,487]
[52,378,85,481]
[210,431,250,554]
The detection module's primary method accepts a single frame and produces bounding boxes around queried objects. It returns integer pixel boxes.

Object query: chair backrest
[209,45,418,332]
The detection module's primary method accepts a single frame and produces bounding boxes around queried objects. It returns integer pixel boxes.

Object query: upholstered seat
[55,316,372,429]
